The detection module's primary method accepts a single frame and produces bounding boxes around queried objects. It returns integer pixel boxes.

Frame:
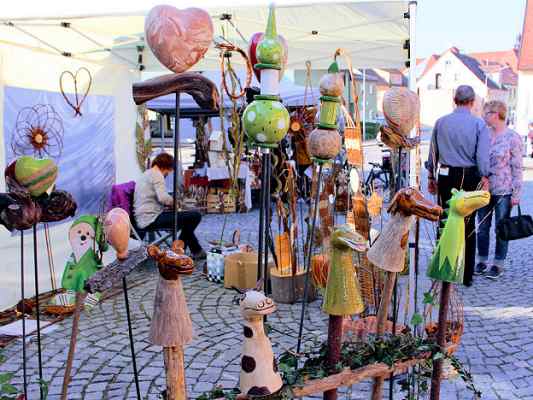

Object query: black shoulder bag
[496,205,533,241]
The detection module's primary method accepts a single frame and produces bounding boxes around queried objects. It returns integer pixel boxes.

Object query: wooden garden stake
[367,188,441,400]
[61,291,87,400]
[426,189,490,400]
[322,226,366,400]
[148,242,194,400]
[164,346,187,399]
[429,281,451,400]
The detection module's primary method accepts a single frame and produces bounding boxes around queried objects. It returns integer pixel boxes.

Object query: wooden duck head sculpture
[368,188,442,273]
[427,189,490,283]
[236,284,283,397]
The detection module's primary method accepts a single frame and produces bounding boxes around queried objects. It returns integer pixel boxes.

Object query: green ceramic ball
[256,38,283,67]
[243,99,289,145]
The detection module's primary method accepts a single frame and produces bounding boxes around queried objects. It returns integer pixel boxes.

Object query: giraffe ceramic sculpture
[237,285,283,397]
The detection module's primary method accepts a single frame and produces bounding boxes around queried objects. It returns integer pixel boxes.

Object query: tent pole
[362,69,366,141]
[173,91,181,242]
[407,0,418,328]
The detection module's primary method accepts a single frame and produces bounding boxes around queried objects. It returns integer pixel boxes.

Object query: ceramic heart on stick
[104,208,131,260]
[144,5,214,73]
[248,32,288,82]
[14,156,58,197]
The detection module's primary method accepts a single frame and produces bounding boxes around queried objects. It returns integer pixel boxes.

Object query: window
[454,73,460,82]
[435,73,442,89]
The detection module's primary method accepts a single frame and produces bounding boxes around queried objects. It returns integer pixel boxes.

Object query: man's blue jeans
[477,194,512,267]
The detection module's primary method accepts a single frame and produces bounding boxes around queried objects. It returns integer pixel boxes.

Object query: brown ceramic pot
[307,127,341,160]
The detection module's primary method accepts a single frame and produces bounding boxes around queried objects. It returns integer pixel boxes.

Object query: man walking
[426,85,490,287]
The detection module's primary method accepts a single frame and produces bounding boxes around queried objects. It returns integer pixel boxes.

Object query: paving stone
[2,149,533,399]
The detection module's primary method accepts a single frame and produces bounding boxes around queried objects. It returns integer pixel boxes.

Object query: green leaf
[0,384,17,395]
[0,374,12,385]
[432,352,444,361]
[410,313,424,326]
[423,291,436,305]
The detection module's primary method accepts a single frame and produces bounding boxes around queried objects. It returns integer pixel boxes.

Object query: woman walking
[475,101,523,279]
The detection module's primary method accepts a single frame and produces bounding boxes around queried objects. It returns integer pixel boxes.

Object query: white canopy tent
[1,0,411,71]
[0,0,415,309]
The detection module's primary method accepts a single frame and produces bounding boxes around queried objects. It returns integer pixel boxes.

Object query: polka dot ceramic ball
[243,99,289,144]
[256,37,283,66]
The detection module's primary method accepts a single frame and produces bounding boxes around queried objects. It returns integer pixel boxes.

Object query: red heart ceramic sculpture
[144,5,214,73]
[248,32,288,82]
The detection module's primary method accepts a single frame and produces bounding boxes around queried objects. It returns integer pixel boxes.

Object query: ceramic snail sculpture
[242,5,290,147]
[307,61,343,161]
[104,207,131,260]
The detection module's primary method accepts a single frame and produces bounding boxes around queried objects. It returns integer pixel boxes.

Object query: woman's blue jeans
[477,194,512,267]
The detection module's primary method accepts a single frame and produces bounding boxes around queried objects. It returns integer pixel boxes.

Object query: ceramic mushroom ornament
[307,60,343,161]
[104,208,131,260]
[243,5,290,147]
[144,5,214,73]
[238,285,283,397]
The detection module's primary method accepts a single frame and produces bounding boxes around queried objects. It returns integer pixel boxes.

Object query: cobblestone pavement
[3,149,533,400]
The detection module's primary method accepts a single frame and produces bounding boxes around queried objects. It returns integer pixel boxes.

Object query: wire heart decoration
[59,67,92,117]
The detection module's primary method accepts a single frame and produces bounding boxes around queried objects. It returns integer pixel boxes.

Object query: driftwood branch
[132,72,220,110]
[84,246,148,294]
[291,355,430,398]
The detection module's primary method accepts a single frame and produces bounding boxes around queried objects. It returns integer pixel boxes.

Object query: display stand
[61,246,149,400]
[296,161,324,353]
[20,231,28,399]
[32,224,44,399]
[429,282,451,400]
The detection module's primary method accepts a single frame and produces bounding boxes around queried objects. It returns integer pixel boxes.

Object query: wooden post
[150,272,193,400]
[164,346,187,400]
[429,281,451,400]
[61,291,87,400]
[324,315,343,400]
[370,271,396,400]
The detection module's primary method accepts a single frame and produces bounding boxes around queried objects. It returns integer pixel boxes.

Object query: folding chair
[109,181,172,246]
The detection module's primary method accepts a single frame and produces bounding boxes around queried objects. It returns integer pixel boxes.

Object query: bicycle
[363,161,391,195]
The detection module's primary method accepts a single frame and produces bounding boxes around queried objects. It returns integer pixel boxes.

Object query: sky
[417,0,528,57]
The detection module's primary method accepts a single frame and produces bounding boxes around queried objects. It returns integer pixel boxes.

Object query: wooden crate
[207,192,236,213]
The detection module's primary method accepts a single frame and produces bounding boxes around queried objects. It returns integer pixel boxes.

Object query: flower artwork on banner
[3,86,115,215]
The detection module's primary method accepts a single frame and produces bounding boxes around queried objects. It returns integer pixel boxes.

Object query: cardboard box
[224,251,274,290]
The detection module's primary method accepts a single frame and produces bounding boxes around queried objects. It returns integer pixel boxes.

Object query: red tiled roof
[519,0,533,71]
[500,67,519,86]
[419,54,439,78]
[469,50,519,73]
[455,53,500,89]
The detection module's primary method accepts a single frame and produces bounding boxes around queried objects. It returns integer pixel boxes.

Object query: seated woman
[134,152,206,260]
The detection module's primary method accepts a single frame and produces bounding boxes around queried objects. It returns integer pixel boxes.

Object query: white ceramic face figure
[239,290,276,319]
[69,222,96,262]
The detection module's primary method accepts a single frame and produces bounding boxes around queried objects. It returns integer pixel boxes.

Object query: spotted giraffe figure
[237,286,283,397]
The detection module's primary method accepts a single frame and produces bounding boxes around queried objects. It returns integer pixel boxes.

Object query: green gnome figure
[61,215,108,293]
